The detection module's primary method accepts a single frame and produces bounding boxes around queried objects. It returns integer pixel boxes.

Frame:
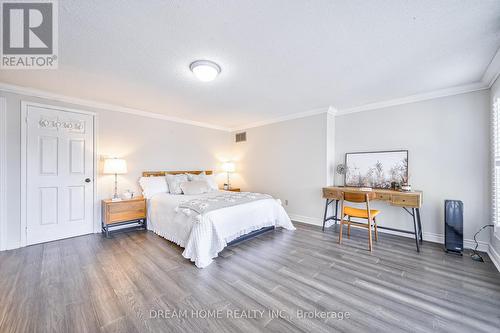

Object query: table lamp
[103,158,127,201]
[222,162,236,189]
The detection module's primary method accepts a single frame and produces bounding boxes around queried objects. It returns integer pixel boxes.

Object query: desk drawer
[391,194,419,208]
[323,188,342,199]
[375,193,391,201]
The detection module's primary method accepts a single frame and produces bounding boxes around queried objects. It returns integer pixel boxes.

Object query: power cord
[470,224,494,262]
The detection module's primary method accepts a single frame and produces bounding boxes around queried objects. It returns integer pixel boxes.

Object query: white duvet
[147,191,295,268]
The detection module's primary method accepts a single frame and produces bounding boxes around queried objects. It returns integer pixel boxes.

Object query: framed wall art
[344,150,408,188]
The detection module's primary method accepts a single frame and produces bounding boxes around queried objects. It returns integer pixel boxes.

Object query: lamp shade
[222,162,235,173]
[103,158,127,174]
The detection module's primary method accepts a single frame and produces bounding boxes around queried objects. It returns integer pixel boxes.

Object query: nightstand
[226,188,241,192]
[101,197,147,238]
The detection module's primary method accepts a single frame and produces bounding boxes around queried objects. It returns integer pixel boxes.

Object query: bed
[142,170,295,268]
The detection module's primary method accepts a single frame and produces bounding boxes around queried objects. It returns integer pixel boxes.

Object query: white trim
[20,101,98,247]
[327,105,338,116]
[93,114,100,233]
[293,214,490,251]
[1,80,494,132]
[482,46,500,88]
[488,243,500,272]
[0,82,337,132]
[0,82,230,132]
[289,214,324,226]
[464,239,489,252]
[0,97,6,251]
[337,82,488,116]
[20,101,97,116]
[230,106,332,132]
[20,103,27,247]
[1,58,497,132]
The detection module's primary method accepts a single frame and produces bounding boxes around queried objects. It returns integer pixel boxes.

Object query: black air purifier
[444,200,463,254]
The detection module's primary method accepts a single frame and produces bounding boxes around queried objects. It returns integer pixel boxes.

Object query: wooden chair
[338,191,380,251]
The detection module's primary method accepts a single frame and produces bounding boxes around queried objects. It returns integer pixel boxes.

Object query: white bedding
[147,191,295,268]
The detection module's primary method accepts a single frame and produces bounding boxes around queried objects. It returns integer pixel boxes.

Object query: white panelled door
[26,105,94,245]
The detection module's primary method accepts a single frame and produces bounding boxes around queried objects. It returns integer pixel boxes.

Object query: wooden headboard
[142,170,213,177]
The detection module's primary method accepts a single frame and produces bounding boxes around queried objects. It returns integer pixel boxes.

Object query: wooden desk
[322,187,423,252]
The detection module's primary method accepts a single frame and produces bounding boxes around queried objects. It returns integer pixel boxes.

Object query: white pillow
[166,174,189,194]
[179,180,210,195]
[139,176,168,199]
[189,172,218,191]
[187,172,205,180]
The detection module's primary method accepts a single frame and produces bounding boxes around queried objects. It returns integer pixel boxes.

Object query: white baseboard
[290,215,490,252]
[464,238,490,253]
[289,214,323,226]
[4,241,20,251]
[488,244,500,272]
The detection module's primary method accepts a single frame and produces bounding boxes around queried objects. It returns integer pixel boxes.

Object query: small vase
[401,184,412,192]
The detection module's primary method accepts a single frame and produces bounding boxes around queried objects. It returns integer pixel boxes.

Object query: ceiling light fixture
[190,60,221,82]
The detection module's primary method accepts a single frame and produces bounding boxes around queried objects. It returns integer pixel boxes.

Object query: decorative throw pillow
[139,176,169,199]
[166,174,189,194]
[179,180,210,195]
[189,172,218,191]
[203,174,219,191]
[186,171,205,181]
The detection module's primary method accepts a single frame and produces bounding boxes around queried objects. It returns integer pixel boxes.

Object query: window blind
[493,98,500,226]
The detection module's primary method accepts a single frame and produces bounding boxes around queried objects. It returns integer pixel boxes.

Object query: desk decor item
[401,184,412,192]
[103,158,128,201]
[345,150,408,189]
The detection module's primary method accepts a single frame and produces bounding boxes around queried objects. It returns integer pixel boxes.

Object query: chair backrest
[343,191,376,203]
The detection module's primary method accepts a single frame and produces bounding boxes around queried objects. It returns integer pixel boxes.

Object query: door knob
[85,178,91,183]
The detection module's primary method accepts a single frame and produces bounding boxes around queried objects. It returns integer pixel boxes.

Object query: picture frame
[344,150,409,189]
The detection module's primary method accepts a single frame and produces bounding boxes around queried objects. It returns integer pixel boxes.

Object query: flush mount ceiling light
[189,60,221,82]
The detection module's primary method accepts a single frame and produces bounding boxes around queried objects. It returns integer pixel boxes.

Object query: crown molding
[0,82,232,132]
[336,81,489,116]
[327,105,338,116]
[230,106,333,132]
[1,66,498,132]
[482,46,500,88]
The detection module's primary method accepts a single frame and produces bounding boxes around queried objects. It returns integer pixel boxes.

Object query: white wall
[0,87,494,253]
[0,90,231,249]
[231,113,330,224]
[335,90,491,245]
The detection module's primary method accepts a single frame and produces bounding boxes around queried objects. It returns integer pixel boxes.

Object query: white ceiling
[1,0,499,129]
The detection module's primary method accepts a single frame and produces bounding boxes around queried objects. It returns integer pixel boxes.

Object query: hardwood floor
[0,222,499,333]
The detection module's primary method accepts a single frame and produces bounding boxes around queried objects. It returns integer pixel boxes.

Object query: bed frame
[143,170,213,177]
[141,169,276,246]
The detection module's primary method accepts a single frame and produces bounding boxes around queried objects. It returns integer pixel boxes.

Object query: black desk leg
[322,199,329,231]
[416,208,423,243]
[412,208,420,252]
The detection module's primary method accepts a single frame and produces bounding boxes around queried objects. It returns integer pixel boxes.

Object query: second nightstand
[101,197,147,238]
[226,188,241,192]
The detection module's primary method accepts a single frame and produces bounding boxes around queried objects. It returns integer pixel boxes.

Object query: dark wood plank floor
[1,222,499,333]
